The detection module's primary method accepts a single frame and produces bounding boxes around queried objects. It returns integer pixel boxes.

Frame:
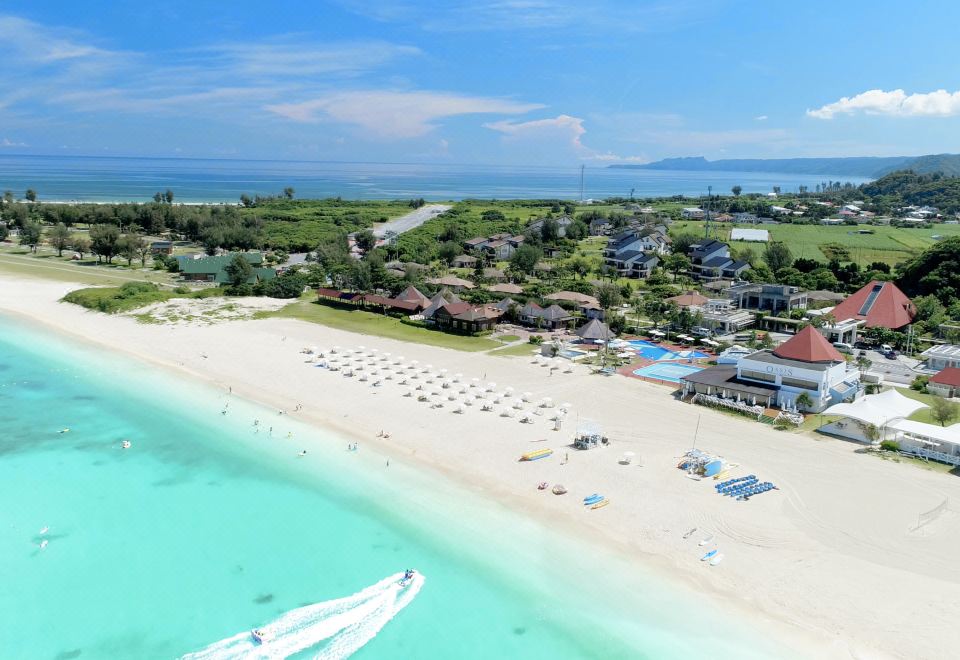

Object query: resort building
[150,240,174,255]
[528,215,575,238]
[681,325,862,412]
[433,304,503,333]
[699,299,754,334]
[666,291,708,309]
[727,283,808,314]
[920,344,960,371]
[927,368,960,398]
[452,254,478,268]
[681,207,705,219]
[830,280,916,331]
[178,252,276,284]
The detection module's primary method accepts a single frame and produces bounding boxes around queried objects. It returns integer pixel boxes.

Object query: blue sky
[2,0,960,164]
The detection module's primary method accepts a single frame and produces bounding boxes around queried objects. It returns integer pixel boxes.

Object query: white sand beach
[3,275,960,659]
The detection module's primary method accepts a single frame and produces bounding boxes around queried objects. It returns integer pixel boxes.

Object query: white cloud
[754,115,768,121]
[267,91,542,138]
[483,114,586,148]
[207,40,421,78]
[0,137,27,147]
[807,88,960,119]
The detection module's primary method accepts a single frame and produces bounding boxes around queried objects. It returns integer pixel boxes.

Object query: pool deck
[618,336,715,387]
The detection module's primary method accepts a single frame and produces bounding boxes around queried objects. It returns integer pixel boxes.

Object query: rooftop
[830,280,916,329]
[930,367,960,387]
[771,325,844,363]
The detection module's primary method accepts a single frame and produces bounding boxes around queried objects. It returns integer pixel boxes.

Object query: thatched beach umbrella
[575,319,614,342]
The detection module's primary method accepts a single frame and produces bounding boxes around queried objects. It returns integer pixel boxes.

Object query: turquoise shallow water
[0,314,797,659]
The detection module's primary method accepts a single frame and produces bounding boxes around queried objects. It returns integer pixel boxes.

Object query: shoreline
[4,276,960,658]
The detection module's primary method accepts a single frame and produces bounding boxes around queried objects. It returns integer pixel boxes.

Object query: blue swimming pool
[559,349,587,359]
[632,363,705,383]
[628,340,709,361]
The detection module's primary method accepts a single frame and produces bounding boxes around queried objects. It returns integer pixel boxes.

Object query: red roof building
[930,368,960,387]
[772,325,845,363]
[928,367,960,398]
[830,280,916,330]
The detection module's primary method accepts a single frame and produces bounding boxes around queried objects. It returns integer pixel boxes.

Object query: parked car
[880,344,894,353]
[884,350,898,360]
[691,326,713,337]
[832,342,854,354]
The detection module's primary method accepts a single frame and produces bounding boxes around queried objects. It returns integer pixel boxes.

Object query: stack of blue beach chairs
[714,475,776,501]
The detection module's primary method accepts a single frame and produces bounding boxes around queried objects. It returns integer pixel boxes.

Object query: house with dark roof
[687,240,749,282]
[452,254,478,268]
[682,325,862,412]
[463,237,490,252]
[528,215,575,238]
[433,303,503,333]
[829,280,916,331]
[482,239,516,260]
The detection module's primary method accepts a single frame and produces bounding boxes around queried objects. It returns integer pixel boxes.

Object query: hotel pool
[633,362,704,383]
[628,340,709,361]
[559,349,587,359]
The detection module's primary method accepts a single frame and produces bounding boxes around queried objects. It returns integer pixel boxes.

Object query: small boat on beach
[698,535,714,546]
[552,485,567,495]
[520,448,553,461]
[590,499,609,510]
[583,494,604,506]
[709,554,725,566]
[700,549,718,562]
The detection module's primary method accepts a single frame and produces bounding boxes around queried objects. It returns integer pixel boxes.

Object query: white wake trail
[183,572,425,660]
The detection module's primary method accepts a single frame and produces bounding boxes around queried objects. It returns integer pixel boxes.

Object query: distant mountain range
[609,154,960,178]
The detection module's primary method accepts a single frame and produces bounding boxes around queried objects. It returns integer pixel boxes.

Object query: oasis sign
[765,365,794,376]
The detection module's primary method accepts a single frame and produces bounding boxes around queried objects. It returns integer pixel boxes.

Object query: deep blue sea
[0,313,799,659]
[0,154,869,203]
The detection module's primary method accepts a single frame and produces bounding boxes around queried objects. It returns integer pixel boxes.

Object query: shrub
[910,375,930,392]
[528,335,543,344]
[879,440,901,452]
[173,285,191,294]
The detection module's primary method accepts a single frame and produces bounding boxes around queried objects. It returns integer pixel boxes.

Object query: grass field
[670,221,960,266]
[489,342,539,357]
[0,250,176,286]
[258,298,501,352]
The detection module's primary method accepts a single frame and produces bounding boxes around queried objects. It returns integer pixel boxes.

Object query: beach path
[372,204,450,238]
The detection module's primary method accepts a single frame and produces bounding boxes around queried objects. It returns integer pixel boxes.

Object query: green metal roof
[178,252,274,284]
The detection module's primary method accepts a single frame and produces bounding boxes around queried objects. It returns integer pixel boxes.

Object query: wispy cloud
[268,91,542,138]
[1,137,28,147]
[484,114,586,147]
[754,115,768,121]
[336,0,712,33]
[807,88,960,119]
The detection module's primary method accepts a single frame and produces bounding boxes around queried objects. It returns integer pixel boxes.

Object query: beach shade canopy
[486,382,496,391]
[505,386,515,393]
[576,319,614,341]
[440,368,448,374]
[522,391,532,401]
[542,397,552,406]
[823,389,927,428]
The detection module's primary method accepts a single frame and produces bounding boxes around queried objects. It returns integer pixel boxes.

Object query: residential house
[483,239,516,260]
[687,240,748,282]
[150,240,174,255]
[666,291,708,308]
[528,215,575,238]
[928,368,960,398]
[452,254,478,268]
[463,237,490,252]
[589,216,610,235]
[681,207,705,219]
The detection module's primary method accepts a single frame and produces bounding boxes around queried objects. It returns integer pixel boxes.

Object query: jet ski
[251,629,269,644]
[398,569,416,587]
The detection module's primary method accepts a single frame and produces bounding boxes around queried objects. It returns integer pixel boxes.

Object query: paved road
[862,349,924,385]
[372,204,451,238]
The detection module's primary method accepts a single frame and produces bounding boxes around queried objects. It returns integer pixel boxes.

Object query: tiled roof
[772,325,844,363]
[930,367,960,387]
[830,280,916,329]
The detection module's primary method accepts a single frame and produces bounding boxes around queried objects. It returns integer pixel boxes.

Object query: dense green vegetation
[393,200,568,263]
[861,171,960,213]
[62,282,220,313]
[250,199,415,251]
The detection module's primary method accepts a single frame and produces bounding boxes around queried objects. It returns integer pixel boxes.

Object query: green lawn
[489,342,539,357]
[62,283,222,313]
[0,250,176,286]
[258,299,501,352]
[670,220,960,266]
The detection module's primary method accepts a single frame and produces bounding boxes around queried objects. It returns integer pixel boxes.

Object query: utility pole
[704,185,713,239]
[579,165,585,202]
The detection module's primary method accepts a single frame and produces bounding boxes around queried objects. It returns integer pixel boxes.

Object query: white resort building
[681,325,862,412]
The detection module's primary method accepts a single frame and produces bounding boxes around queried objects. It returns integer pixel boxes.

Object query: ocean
[0,313,798,659]
[0,154,869,203]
